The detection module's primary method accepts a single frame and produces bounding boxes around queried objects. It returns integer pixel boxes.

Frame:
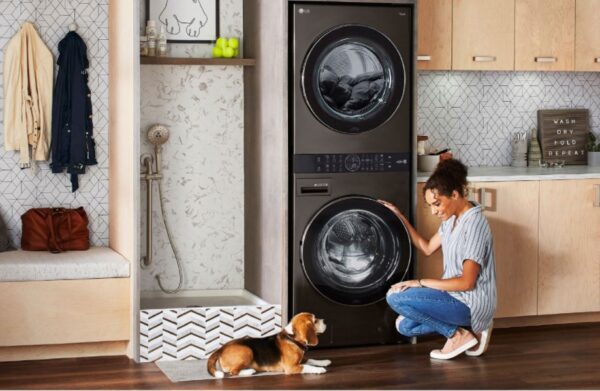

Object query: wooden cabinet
[452,0,515,71]
[417,0,600,72]
[416,181,539,317]
[515,0,575,71]
[417,0,452,70]
[416,178,600,321]
[416,182,539,318]
[575,0,600,71]
[470,181,539,318]
[538,179,600,315]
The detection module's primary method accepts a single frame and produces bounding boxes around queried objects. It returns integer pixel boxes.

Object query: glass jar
[140,35,148,56]
[157,25,168,57]
[157,38,168,57]
[147,38,156,57]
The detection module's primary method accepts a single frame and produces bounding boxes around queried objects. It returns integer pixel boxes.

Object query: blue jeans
[386,287,471,339]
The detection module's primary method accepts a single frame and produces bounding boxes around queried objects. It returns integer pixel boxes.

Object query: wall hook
[68,9,77,32]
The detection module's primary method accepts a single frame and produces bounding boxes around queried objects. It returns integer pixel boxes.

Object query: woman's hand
[388,279,422,294]
[378,199,406,221]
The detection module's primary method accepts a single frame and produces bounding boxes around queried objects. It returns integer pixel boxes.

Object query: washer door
[302,24,406,134]
[301,197,411,306]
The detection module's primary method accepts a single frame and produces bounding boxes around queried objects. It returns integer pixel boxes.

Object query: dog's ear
[296,320,318,346]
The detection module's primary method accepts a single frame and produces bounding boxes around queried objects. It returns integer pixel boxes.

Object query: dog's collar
[283,332,309,352]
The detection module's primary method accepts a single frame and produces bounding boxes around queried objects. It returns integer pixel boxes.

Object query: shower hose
[155,181,184,293]
[140,172,184,294]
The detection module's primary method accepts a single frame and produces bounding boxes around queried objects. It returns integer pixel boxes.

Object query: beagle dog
[207,312,330,378]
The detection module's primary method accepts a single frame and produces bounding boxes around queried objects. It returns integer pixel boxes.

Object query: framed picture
[146,0,219,43]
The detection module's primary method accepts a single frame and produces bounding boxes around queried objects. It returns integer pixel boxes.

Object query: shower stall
[137,56,282,361]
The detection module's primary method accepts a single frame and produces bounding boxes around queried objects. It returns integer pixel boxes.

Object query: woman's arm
[378,199,441,256]
[389,260,481,293]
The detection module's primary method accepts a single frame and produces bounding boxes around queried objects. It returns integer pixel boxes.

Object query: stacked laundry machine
[289,1,416,347]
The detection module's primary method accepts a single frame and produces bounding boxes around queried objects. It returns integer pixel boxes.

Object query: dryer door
[300,196,411,306]
[301,24,406,134]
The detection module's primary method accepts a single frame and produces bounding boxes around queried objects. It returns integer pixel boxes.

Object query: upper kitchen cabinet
[452,0,515,71]
[538,179,600,315]
[575,0,600,71]
[417,0,452,70]
[515,0,575,71]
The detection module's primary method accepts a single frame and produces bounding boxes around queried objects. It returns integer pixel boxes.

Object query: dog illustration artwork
[159,0,209,38]
[207,313,331,377]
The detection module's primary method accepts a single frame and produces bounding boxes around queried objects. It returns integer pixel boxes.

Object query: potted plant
[587,132,600,166]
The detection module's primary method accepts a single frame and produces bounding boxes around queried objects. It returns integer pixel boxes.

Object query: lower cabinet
[538,179,600,315]
[471,181,539,318]
[415,178,600,320]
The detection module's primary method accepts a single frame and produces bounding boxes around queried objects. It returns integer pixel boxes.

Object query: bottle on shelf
[140,35,148,56]
[157,25,168,57]
[146,20,157,57]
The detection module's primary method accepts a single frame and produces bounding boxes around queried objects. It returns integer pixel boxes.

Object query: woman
[380,159,496,360]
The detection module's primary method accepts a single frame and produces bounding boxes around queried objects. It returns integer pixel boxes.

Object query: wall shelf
[140,56,256,66]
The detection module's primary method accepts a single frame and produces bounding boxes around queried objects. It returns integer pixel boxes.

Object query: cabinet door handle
[417,55,432,61]
[473,56,496,62]
[535,56,557,63]
[479,187,487,210]
[595,185,600,207]
[595,57,600,63]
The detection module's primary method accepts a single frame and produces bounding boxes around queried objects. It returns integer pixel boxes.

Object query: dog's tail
[207,346,225,378]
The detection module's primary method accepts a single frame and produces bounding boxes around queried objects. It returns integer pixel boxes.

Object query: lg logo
[298,8,311,14]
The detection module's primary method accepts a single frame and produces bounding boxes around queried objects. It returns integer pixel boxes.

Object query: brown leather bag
[21,207,90,252]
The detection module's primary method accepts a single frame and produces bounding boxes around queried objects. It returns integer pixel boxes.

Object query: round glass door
[301,197,411,306]
[302,25,406,134]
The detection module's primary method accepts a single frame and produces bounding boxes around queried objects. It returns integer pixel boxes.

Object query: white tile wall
[0,0,109,248]
[418,71,600,166]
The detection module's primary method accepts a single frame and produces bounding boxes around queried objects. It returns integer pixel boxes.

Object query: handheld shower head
[147,124,170,146]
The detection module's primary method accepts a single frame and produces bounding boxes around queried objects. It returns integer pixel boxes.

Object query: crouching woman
[380,159,496,360]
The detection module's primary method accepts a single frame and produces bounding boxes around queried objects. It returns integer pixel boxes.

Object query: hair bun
[423,158,469,198]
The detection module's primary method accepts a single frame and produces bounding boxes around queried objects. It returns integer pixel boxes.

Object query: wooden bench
[0,247,131,362]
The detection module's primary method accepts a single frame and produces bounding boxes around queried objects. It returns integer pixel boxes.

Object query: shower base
[139,289,281,362]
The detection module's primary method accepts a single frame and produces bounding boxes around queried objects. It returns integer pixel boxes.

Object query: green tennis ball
[223,46,235,58]
[233,48,239,57]
[228,37,239,49]
[216,37,227,49]
[212,46,223,58]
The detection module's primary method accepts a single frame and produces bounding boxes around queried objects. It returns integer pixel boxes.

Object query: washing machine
[291,1,414,154]
[289,1,416,347]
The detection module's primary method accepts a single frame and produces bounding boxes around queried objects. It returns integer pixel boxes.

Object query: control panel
[294,153,410,173]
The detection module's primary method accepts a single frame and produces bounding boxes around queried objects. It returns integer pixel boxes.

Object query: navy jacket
[51,31,97,192]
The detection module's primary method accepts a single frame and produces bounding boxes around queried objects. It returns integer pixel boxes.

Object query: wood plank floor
[1,323,599,389]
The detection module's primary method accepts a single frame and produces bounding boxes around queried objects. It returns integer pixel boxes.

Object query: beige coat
[3,22,53,168]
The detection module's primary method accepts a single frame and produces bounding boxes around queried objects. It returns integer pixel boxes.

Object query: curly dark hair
[423,158,469,198]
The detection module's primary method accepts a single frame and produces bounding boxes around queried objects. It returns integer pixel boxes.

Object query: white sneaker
[430,328,478,360]
[395,315,405,332]
[466,325,493,357]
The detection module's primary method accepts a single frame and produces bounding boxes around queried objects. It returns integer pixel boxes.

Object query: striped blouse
[438,202,497,333]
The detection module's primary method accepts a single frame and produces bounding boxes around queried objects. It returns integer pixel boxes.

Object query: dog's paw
[186,19,203,37]
[301,364,327,374]
[162,16,180,35]
[213,370,224,379]
[305,359,331,367]
[238,369,256,377]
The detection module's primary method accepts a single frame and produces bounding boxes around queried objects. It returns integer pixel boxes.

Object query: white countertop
[417,165,600,183]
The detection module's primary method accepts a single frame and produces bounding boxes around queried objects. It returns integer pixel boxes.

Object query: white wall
[0,0,109,248]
